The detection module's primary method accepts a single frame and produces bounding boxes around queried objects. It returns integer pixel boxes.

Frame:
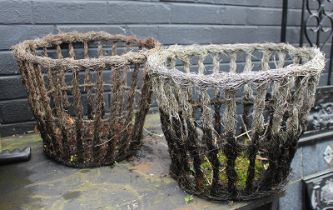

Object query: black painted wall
[0,0,331,136]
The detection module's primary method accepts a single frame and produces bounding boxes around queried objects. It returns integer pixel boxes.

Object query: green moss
[184,194,194,204]
[143,113,160,129]
[0,134,41,151]
[70,154,78,162]
[200,152,266,190]
[63,191,81,200]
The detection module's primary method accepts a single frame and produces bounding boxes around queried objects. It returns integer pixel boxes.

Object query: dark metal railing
[281,0,289,43]
[281,0,333,86]
[281,0,333,137]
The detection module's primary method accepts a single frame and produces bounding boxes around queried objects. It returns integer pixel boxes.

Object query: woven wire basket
[13,32,159,168]
[148,43,324,200]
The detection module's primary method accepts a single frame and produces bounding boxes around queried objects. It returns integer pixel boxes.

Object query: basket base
[169,170,287,201]
[43,147,139,168]
[38,118,143,168]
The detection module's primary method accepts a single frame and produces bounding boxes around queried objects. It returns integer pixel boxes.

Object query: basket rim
[12,31,159,68]
[147,43,325,89]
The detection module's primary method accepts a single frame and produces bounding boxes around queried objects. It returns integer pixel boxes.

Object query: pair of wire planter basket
[13,31,324,201]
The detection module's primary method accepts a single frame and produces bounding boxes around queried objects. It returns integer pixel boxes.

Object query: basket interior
[24,34,151,121]
[34,39,143,59]
[163,45,313,73]
[160,44,315,137]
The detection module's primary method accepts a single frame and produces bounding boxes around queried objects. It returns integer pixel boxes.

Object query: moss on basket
[200,152,266,189]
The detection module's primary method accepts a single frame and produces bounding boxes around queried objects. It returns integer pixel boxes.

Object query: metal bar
[328,36,333,86]
[281,0,288,42]
[316,2,323,47]
[299,0,306,47]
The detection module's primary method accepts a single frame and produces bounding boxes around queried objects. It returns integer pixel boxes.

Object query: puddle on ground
[0,165,42,209]
[63,191,81,200]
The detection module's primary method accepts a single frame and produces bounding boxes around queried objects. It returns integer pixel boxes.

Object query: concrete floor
[0,114,277,210]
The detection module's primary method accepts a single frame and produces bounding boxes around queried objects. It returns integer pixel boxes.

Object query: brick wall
[0,0,331,136]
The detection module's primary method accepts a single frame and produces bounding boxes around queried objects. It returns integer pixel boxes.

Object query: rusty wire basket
[13,32,159,168]
[148,43,324,200]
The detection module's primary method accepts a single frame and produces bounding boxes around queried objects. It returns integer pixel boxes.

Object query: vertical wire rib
[28,48,43,117]
[120,62,140,154]
[23,61,46,137]
[185,109,205,190]
[68,44,84,163]
[284,53,302,137]
[201,90,220,195]
[34,63,55,154]
[171,90,192,177]
[28,48,45,124]
[97,41,105,118]
[112,41,117,56]
[63,42,77,160]
[212,53,222,141]
[299,76,319,128]
[83,40,93,162]
[223,89,238,196]
[93,64,105,164]
[131,68,153,148]
[97,41,104,57]
[72,66,84,163]
[56,44,70,109]
[197,54,220,194]
[38,45,69,160]
[162,70,191,178]
[39,47,57,155]
[198,55,205,74]
[280,54,312,179]
[281,76,306,178]
[118,42,131,123]
[22,62,40,119]
[242,50,256,193]
[109,65,122,159]
[90,42,105,164]
[248,50,270,191]
[51,65,69,160]
[54,46,69,161]
[69,42,75,58]
[111,58,122,123]
[242,50,254,136]
[83,41,89,58]
[222,51,238,197]
[151,75,181,176]
[154,56,180,175]
[107,41,119,161]
[266,52,292,185]
[170,55,176,69]
[295,53,317,128]
[265,53,301,185]
[212,53,220,74]
[229,52,237,73]
[159,110,183,176]
[184,55,205,190]
[121,42,130,116]
[271,52,287,136]
[130,64,154,150]
[44,49,62,157]
[23,61,55,159]
[242,51,255,193]
[83,41,94,119]
[183,55,190,73]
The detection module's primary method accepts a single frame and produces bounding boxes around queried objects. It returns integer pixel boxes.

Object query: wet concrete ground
[0,114,278,210]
